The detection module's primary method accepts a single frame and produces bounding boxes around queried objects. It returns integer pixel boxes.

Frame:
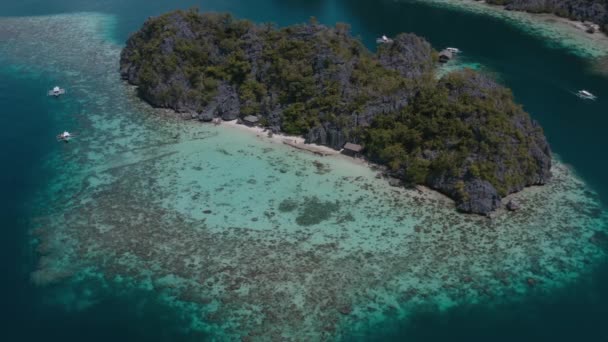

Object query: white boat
[577,90,597,100]
[48,86,66,97]
[376,35,393,44]
[446,47,461,54]
[56,131,74,142]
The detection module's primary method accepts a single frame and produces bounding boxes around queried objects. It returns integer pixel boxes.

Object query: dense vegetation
[485,0,608,32]
[120,9,552,214]
[120,11,429,135]
[364,70,551,212]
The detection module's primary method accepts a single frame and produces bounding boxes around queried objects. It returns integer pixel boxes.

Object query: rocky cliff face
[120,11,434,148]
[428,71,551,213]
[485,0,608,31]
[120,10,552,214]
[363,69,552,215]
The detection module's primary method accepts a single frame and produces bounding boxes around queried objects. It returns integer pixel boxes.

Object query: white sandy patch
[221,119,337,154]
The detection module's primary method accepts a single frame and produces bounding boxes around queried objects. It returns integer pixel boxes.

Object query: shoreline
[157,105,462,210]
[220,119,369,161]
[415,0,608,58]
[213,118,596,217]
[159,98,558,218]
[214,118,506,211]
[221,119,341,157]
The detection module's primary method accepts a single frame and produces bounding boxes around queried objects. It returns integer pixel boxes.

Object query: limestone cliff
[120,10,552,214]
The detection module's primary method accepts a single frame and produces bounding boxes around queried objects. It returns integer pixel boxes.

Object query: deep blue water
[0,70,194,341]
[1,0,607,341]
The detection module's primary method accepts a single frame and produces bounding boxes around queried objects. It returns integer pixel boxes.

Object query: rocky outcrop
[304,123,349,149]
[377,33,435,79]
[120,11,427,149]
[440,72,551,213]
[457,179,502,214]
[507,199,521,211]
[365,70,552,215]
[215,83,240,121]
[198,108,215,122]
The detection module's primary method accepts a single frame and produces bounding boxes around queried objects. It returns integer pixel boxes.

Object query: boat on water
[56,131,74,142]
[48,86,66,97]
[446,47,461,54]
[577,90,597,100]
[376,35,393,44]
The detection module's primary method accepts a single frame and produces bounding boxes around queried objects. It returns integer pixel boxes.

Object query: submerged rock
[589,231,608,248]
[338,305,353,315]
[507,199,521,211]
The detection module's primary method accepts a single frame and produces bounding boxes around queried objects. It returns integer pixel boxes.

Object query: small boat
[577,90,597,100]
[446,47,461,54]
[56,131,74,142]
[376,35,393,44]
[48,86,66,97]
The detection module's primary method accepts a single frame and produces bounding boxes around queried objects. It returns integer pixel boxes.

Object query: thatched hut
[342,143,364,157]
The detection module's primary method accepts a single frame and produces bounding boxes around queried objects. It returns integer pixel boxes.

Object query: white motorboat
[48,86,66,97]
[56,131,74,142]
[376,35,393,44]
[446,47,461,54]
[577,90,597,100]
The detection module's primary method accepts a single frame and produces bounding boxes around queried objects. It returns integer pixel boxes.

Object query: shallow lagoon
[3,12,607,340]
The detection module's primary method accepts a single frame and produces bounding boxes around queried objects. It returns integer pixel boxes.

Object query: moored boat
[577,89,597,100]
[48,86,66,97]
[56,131,74,142]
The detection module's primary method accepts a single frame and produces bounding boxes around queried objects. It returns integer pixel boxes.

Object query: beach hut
[243,115,260,127]
[438,49,453,63]
[342,143,363,157]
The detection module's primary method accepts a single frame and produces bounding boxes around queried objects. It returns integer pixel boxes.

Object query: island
[484,0,608,33]
[119,9,552,215]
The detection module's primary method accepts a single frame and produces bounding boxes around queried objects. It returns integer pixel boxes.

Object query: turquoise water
[1,1,608,341]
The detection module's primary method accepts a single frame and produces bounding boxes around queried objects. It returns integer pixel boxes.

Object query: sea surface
[1,0,607,341]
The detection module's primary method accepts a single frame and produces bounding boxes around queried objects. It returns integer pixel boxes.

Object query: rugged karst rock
[215,83,240,121]
[377,33,435,79]
[120,10,425,149]
[120,10,552,214]
[364,69,551,214]
[507,199,521,211]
